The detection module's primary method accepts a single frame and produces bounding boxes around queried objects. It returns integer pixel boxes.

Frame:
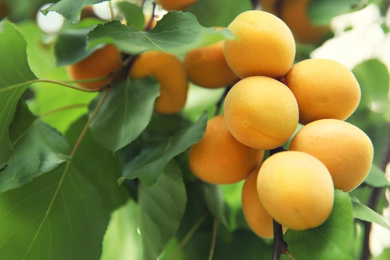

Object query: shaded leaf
[139,160,187,260]
[308,0,362,25]
[114,1,145,31]
[284,190,354,260]
[0,101,70,193]
[87,11,233,55]
[42,0,108,23]
[0,20,37,166]
[203,183,229,229]
[352,197,390,230]
[120,111,208,187]
[88,78,159,153]
[364,164,390,188]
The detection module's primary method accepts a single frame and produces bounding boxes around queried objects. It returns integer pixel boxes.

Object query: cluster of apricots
[188,10,374,238]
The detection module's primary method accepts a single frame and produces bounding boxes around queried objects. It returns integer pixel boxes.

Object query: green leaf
[203,183,229,229]
[138,160,187,260]
[114,1,145,31]
[186,0,252,27]
[87,11,234,55]
[42,0,108,23]
[0,101,70,193]
[364,164,390,188]
[120,111,208,187]
[0,20,37,166]
[308,0,362,25]
[352,197,390,230]
[0,164,112,260]
[284,190,355,260]
[88,78,159,153]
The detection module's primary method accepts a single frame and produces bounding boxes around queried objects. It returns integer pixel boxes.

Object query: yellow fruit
[67,44,122,91]
[156,0,197,11]
[223,10,295,79]
[257,151,334,230]
[224,76,299,150]
[129,51,188,114]
[285,59,361,125]
[289,119,374,192]
[184,28,239,88]
[188,115,264,184]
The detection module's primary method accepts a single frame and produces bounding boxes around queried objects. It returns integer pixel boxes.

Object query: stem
[39,103,89,118]
[144,2,157,31]
[108,0,115,21]
[251,0,260,9]
[214,84,233,116]
[208,218,217,260]
[37,78,104,92]
[272,220,288,260]
[169,210,209,260]
[360,132,390,260]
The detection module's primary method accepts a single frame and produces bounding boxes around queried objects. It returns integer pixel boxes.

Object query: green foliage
[308,0,364,25]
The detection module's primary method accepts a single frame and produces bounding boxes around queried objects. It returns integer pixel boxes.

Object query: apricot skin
[285,59,361,125]
[242,167,275,238]
[224,76,299,150]
[156,0,197,11]
[257,151,334,231]
[188,115,264,185]
[223,10,295,79]
[129,51,188,114]
[184,33,239,88]
[67,44,122,91]
[289,119,374,192]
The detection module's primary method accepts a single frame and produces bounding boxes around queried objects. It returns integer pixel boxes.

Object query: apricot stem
[208,218,217,260]
[39,103,89,118]
[38,78,108,92]
[214,84,233,116]
[144,2,157,31]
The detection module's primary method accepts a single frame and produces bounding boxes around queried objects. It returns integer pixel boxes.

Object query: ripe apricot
[188,115,264,184]
[257,151,334,230]
[262,0,329,45]
[289,119,374,192]
[67,44,122,91]
[156,0,197,11]
[242,167,276,238]
[129,51,188,114]
[223,10,295,79]
[285,58,361,125]
[224,76,299,150]
[184,28,239,88]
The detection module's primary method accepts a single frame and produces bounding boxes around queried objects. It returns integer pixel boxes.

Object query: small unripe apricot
[188,115,264,184]
[67,44,122,91]
[285,59,361,125]
[184,28,239,88]
[156,0,197,11]
[257,151,334,231]
[223,10,295,79]
[289,119,374,192]
[129,51,188,114]
[224,76,299,150]
[242,167,276,238]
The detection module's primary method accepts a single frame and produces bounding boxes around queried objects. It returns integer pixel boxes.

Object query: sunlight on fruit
[36,3,64,34]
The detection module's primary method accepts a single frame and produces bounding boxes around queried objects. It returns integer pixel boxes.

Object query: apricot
[262,0,329,45]
[184,28,239,88]
[257,151,334,230]
[188,115,264,184]
[129,51,188,114]
[67,44,122,91]
[285,58,361,125]
[224,76,299,150]
[223,10,295,79]
[156,0,197,11]
[289,119,374,192]
[242,167,276,238]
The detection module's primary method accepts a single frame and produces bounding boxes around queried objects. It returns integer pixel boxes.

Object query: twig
[208,218,217,260]
[272,220,288,260]
[214,84,233,116]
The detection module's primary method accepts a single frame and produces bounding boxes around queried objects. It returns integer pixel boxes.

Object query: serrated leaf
[114,2,145,31]
[284,190,354,260]
[308,0,362,25]
[120,111,208,187]
[0,20,37,166]
[42,0,108,23]
[364,164,390,188]
[87,11,234,55]
[203,183,229,228]
[0,164,112,260]
[138,160,187,260]
[88,78,159,152]
[0,101,70,193]
[352,197,390,230]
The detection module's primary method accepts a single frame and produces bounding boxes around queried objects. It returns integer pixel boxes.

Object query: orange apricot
[156,0,197,11]
[184,28,239,88]
[223,10,295,79]
[66,44,122,91]
[188,115,264,184]
[285,58,361,125]
[289,119,374,192]
[224,76,299,150]
[257,151,334,230]
[129,51,188,114]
